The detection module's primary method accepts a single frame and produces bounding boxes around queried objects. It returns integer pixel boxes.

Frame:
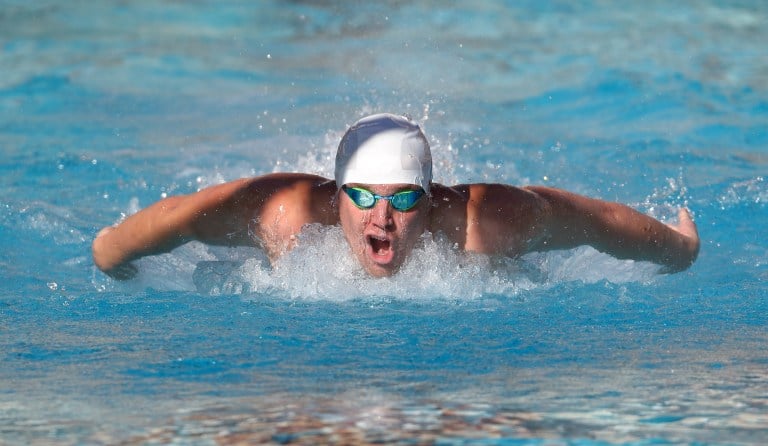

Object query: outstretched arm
[525,186,700,272]
[92,173,336,280]
[92,178,259,279]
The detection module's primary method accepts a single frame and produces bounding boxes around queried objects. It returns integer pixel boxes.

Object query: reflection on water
[3,352,767,444]
[2,1,767,445]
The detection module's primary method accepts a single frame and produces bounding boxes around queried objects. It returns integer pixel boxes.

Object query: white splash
[96,107,665,298]
[181,224,659,301]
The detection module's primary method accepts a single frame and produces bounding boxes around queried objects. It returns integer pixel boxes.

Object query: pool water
[1,1,767,444]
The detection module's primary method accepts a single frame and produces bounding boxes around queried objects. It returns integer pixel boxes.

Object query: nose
[370,198,394,230]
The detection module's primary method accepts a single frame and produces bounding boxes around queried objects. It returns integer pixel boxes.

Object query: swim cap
[335,113,432,193]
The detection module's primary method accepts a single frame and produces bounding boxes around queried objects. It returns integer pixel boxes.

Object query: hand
[668,208,699,244]
[663,208,701,271]
[93,226,138,280]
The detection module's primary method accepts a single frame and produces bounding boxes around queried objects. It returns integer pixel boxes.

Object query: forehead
[346,183,422,193]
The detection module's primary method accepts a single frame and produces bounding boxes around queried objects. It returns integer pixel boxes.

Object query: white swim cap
[335,113,432,193]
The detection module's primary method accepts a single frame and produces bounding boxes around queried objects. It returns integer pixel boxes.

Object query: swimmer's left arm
[524,186,700,272]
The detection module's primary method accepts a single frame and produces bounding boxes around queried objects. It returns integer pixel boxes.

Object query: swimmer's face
[338,183,429,277]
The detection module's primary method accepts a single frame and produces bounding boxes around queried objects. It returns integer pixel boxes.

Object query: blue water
[1,1,767,444]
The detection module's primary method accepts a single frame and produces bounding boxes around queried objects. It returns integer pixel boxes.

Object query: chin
[361,261,399,278]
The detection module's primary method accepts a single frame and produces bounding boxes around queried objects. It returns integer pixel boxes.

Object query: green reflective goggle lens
[342,186,425,211]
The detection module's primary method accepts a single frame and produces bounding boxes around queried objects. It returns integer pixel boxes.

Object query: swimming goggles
[342,186,425,211]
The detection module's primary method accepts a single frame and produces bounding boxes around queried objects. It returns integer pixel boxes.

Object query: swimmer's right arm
[92,173,337,280]
[92,178,259,279]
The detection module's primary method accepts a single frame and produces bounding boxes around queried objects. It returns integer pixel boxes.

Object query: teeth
[368,235,390,255]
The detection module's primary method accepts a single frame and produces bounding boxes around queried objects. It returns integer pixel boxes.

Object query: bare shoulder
[242,173,334,197]
[246,173,338,257]
[429,183,544,219]
[428,183,547,255]
[243,172,337,219]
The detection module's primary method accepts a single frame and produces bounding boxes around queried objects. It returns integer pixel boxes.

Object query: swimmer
[92,113,700,280]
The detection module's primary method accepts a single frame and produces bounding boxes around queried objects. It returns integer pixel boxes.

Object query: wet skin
[92,173,699,280]
[337,183,428,277]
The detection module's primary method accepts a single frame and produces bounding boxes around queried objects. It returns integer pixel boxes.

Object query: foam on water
[93,118,667,300]
[4,2,768,444]
[201,225,535,301]
[103,219,663,301]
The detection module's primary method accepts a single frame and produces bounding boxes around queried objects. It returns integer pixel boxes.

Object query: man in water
[92,113,699,279]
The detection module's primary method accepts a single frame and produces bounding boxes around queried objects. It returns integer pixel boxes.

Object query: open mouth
[367,235,393,258]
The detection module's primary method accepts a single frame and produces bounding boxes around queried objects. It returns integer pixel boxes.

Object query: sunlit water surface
[1,1,767,444]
